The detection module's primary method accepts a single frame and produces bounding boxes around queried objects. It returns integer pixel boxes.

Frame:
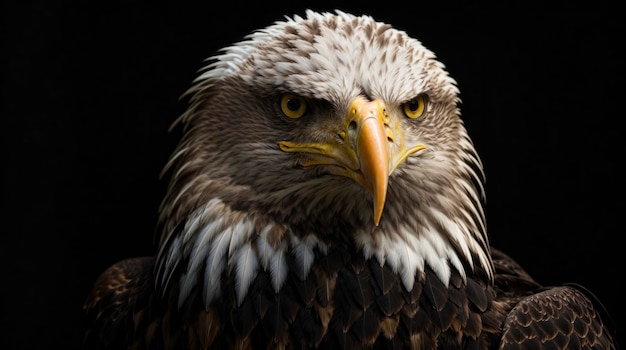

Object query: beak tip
[374,216,381,226]
[373,192,386,226]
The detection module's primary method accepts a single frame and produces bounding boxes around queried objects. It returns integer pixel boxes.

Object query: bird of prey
[82,10,618,350]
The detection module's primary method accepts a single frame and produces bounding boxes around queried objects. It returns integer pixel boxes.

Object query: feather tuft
[291,235,316,281]
[234,243,259,305]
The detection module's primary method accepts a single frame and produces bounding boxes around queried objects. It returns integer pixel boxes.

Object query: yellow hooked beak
[278,97,425,225]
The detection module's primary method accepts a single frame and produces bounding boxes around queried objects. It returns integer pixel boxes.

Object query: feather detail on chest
[155,200,500,349]
[156,190,493,308]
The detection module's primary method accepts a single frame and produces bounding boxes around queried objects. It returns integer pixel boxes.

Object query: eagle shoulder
[82,257,156,349]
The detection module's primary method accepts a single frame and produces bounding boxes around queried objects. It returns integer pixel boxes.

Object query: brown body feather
[83,246,616,349]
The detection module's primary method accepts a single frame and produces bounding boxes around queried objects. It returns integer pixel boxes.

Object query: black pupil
[408,99,419,111]
[287,98,301,111]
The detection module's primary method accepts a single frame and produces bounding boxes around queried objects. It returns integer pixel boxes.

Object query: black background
[3,1,624,349]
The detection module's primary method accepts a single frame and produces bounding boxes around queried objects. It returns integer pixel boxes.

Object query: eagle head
[156,10,493,307]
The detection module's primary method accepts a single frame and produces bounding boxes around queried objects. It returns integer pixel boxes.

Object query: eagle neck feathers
[155,148,493,309]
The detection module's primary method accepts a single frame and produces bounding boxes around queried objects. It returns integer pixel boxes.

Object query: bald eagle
[82,10,618,350]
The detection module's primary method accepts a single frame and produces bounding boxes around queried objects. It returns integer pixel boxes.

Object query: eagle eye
[402,94,427,119]
[280,93,307,119]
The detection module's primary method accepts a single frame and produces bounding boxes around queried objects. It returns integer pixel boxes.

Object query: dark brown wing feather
[498,285,617,350]
[490,248,618,350]
[491,247,542,295]
[82,257,156,349]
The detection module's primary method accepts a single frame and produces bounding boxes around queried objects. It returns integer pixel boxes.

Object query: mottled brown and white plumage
[82,10,618,349]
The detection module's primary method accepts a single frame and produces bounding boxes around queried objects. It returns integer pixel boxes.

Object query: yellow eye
[280,93,307,119]
[402,94,427,119]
